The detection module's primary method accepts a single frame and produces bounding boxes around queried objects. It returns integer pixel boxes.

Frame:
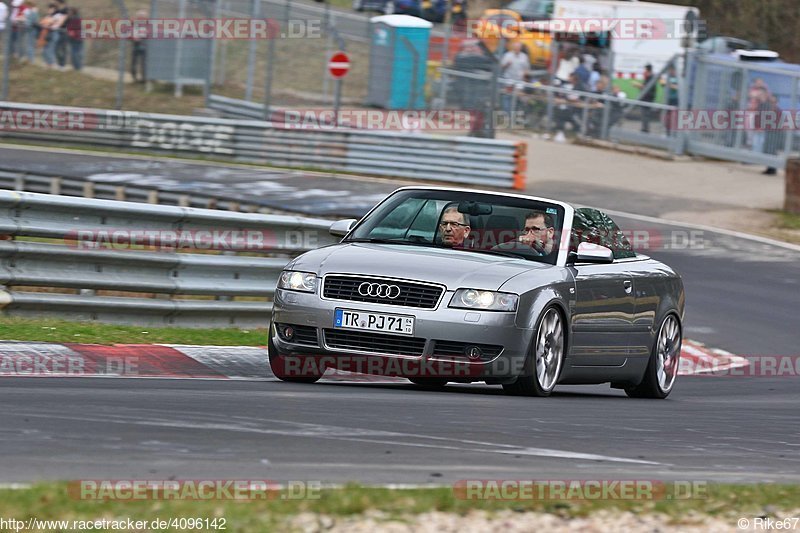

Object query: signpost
[328,51,350,126]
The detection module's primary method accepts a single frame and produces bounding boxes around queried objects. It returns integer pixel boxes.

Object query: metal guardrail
[0,190,340,328]
[0,101,527,189]
[0,168,294,214]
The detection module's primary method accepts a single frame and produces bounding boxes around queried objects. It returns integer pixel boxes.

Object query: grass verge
[0,317,267,346]
[0,483,798,531]
[774,210,800,231]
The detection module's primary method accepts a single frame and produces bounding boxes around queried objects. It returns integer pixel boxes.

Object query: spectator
[554,48,579,85]
[748,79,769,157]
[573,56,591,91]
[634,63,655,132]
[131,9,148,83]
[22,0,39,63]
[663,65,680,134]
[749,80,780,176]
[0,2,7,43]
[40,3,66,68]
[53,0,67,68]
[588,62,601,92]
[501,41,529,82]
[500,41,529,117]
[10,0,28,59]
[64,6,81,70]
[552,72,582,142]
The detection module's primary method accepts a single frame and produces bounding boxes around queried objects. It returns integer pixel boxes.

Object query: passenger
[438,206,471,248]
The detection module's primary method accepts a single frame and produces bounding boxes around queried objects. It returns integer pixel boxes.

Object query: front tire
[268,337,324,384]
[503,306,565,397]
[625,313,681,399]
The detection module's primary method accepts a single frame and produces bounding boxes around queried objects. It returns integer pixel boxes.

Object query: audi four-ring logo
[358,282,401,299]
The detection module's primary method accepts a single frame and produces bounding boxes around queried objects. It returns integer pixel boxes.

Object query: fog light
[465,345,483,360]
[282,325,295,341]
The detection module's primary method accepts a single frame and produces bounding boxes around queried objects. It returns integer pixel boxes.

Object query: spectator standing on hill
[0,2,8,43]
[53,0,67,67]
[10,0,28,59]
[131,9,148,83]
[64,6,82,70]
[22,0,39,63]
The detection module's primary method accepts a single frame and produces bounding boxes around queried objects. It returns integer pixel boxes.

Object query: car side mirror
[570,242,614,264]
[329,219,357,237]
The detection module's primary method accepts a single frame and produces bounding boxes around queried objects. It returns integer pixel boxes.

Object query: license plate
[334,308,414,336]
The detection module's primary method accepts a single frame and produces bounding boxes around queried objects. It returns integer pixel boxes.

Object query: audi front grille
[323,329,427,357]
[323,275,444,309]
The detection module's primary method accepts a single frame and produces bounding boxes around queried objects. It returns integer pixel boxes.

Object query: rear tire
[268,337,323,384]
[625,314,681,399]
[503,306,565,397]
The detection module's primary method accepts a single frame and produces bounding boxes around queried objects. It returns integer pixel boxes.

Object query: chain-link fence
[207,0,372,116]
[685,51,800,168]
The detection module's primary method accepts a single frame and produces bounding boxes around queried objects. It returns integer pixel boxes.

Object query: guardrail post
[14,174,25,191]
[50,177,62,195]
[83,182,95,198]
[147,190,159,204]
[115,186,127,201]
[786,159,800,214]
[513,142,527,190]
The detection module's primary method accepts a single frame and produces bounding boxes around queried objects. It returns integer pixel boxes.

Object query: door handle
[623,280,632,294]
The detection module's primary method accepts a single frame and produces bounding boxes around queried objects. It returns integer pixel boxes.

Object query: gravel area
[283,509,755,532]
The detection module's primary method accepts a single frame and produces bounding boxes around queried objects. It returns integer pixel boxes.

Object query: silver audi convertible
[269,187,685,398]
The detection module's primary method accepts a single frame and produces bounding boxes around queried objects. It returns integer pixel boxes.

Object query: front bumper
[271,287,533,381]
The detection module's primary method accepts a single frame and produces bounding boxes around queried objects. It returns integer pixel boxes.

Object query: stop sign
[328,52,351,79]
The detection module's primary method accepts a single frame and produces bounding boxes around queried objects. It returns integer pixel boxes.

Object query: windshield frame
[342,187,575,267]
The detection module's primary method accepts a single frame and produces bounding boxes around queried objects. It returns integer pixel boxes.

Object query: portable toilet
[367,15,433,109]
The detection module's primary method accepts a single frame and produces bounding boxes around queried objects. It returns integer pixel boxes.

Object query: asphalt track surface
[1,146,799,484]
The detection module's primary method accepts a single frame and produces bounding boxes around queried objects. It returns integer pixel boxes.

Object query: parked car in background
[352,0,393,14]
[501,0,554,21]
[696,36,777,59]
[394,0,447,21]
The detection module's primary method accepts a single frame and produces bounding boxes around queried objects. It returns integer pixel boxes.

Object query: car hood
[288,243,551,291]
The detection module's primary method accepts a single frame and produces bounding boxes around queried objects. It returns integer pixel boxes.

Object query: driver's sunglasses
[439,221,468,229]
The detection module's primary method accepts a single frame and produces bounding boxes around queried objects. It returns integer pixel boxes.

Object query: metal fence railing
[684,52,800,169]
[0,101,527,189]
[0,189,339,327]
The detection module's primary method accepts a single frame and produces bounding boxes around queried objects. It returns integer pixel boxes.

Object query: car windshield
[344,190,565,265]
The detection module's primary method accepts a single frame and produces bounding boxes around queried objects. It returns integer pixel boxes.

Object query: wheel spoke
[534,310,563,391]
[655,316,680,392]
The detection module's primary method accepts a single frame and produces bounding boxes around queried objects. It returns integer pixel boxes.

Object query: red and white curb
[0,340,749,381]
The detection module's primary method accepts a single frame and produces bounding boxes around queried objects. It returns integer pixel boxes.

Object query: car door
[568,208,636,366]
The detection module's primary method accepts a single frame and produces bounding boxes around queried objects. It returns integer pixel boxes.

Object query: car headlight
[449,289,518,312]
[278,271,317,293]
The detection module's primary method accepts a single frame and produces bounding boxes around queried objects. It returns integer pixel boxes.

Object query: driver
[518,211,556,255]
[439,206,471,248]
